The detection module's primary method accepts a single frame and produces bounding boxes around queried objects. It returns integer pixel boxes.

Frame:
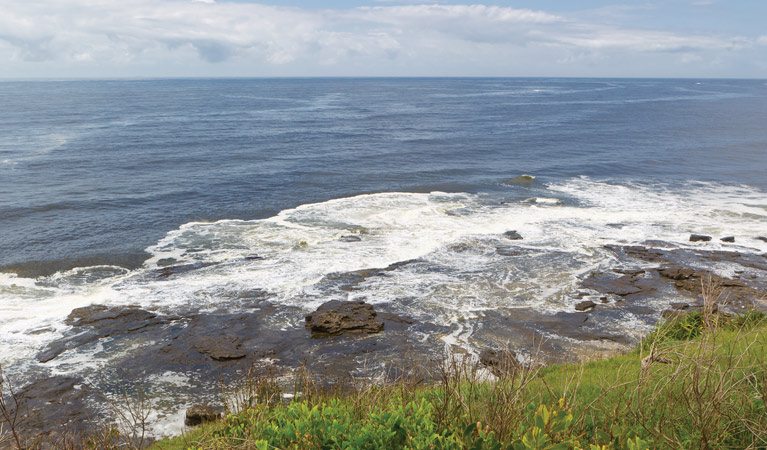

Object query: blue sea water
[1,78,765,274]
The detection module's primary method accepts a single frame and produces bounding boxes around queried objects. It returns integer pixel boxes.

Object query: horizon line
[2,75,766,82]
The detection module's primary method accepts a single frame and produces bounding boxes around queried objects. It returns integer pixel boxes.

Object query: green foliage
[642,311,704,349]
[643,309,765,350]
[192,398,585,450]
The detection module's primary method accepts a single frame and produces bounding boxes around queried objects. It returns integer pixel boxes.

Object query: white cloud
[0,0,763,77]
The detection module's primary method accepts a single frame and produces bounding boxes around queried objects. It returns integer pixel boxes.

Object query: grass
[144,307,767,450]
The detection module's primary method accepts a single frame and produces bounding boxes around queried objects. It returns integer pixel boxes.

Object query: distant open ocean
[1,78,767,434]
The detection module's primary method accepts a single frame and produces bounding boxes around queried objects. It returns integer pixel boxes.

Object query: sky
[1,0,766,78]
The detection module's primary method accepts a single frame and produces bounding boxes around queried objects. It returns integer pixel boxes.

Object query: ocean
[1,78,766,436]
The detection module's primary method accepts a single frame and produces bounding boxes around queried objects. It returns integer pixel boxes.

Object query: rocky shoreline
[5,237,767,445]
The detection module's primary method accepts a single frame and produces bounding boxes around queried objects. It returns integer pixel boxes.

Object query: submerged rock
[502,175,535,187]
[495,246,525,256]
[338,235,362,242]
[305,300,384,336]
[721,236,735,243]
[690,234,712,242]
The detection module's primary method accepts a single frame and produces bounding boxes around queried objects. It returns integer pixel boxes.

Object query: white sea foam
[1,179,766,369]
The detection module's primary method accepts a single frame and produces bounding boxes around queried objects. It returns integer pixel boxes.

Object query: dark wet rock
[656,266,762,309]
[756,236,767,243]
[154,313,271,365]
[147,262,218,279]
[496,246,524,256]
[12,376,94,443]
[28,327,54,335]
[27,302,441,442]
[338,235,362,242]
[690,234,712,242]
[658,267,695,281]
[640,240,678,248]
[670,302,690,310]
[479,348,519,377]
[446,208,473,217]
[448,243,474,253]
[39,306,174,363]
[66,304,158,326]
[600,297,609,303]
[185,404,222,426]
[317,260,421,292]
[244,255,265,261]
[603,244,767,311]
[625,305,655,315]
[720,236,735,243]
[610,244,767,275]
[503,230,523,240]
[378,312,414,326]
[581,272,643,297]
[193,336,246,361]
[305,300,384,337]
[575,300,596,311]
[605,245,669,263]
[613,268,645,275]
[319,271,374,292]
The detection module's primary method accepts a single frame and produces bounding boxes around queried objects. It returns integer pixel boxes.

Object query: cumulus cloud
[0,0,763,76]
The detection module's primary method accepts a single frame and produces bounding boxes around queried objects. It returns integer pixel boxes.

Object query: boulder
[575,300,596,311]
[185,404,222,426]
[756,237,767,243]
[720,236,735,243]
[305,300,384,336]
[503,230,523,240]
[689,234,712,242]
